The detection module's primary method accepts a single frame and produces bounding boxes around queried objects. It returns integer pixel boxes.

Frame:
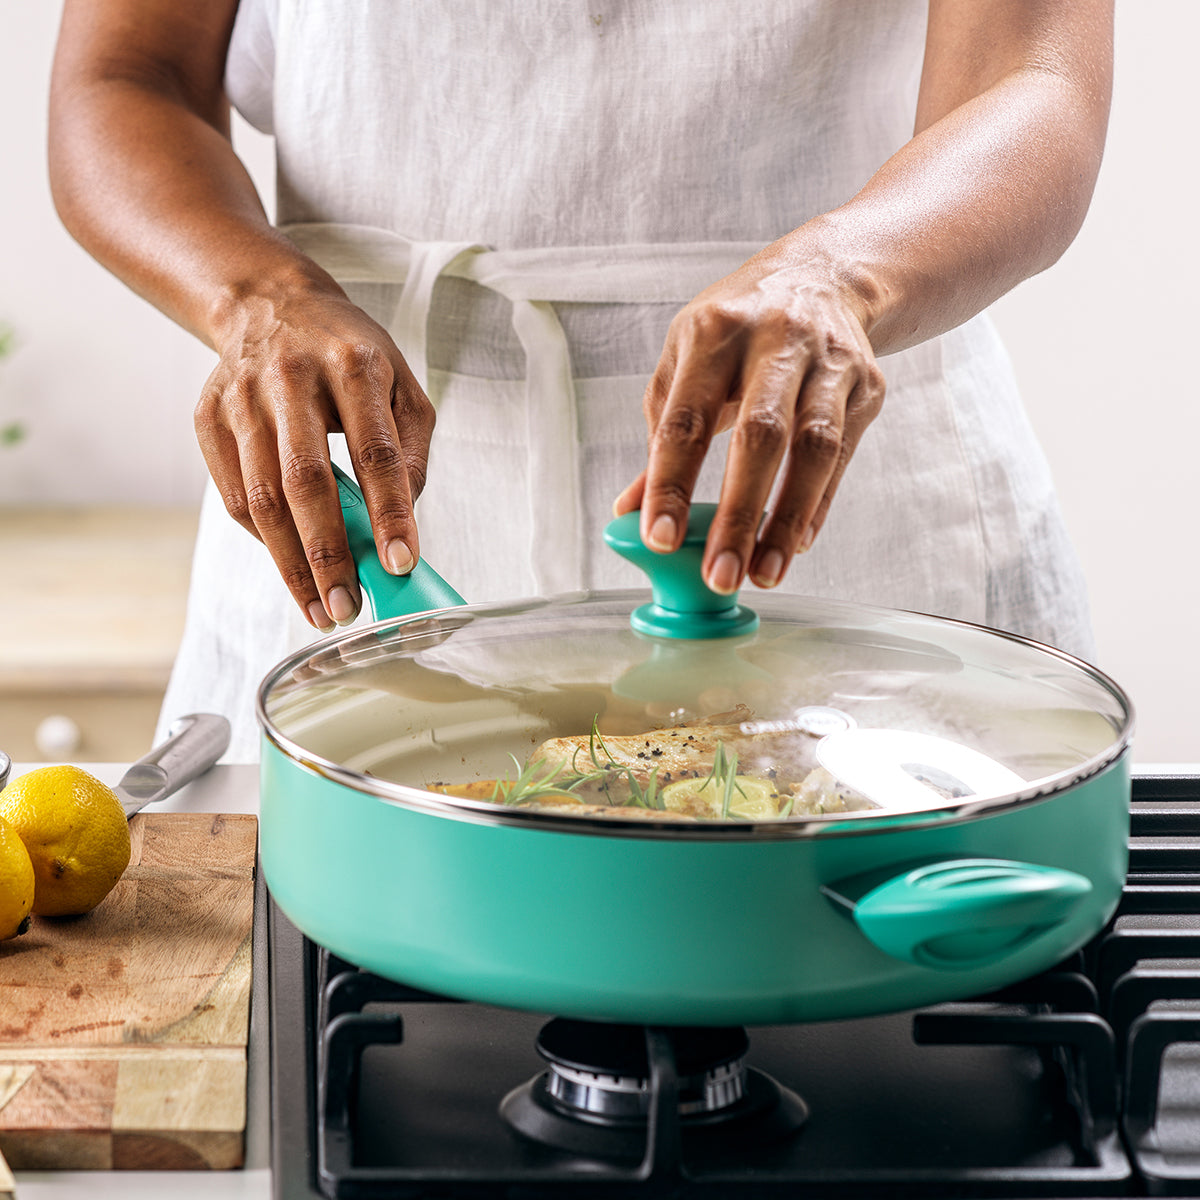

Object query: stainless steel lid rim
[257,588,1135,839]
[259,723,1133,842]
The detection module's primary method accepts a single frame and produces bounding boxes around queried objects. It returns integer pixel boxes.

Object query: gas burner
[500,1018,808,1161]
[539,1018,749,1119]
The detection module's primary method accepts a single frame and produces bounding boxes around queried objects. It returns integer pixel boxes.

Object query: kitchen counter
[8,759,1198,1199]
[8,763,268,1200]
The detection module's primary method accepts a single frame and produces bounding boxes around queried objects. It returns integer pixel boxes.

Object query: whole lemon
[0,816,35,938]
[0,766,131,917]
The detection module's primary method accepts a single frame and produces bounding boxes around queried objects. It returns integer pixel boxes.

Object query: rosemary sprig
[499,717,638,807]
[492,754,589,806]
[588,715,615,769]
[623,765,664,810]
[572,716,654,808]
[699,741,745,819]
[497,718,751,818]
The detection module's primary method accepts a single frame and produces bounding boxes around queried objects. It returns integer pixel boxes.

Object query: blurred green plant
[0,323,24,447]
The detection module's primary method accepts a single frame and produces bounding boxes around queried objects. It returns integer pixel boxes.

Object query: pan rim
[258,721,1131,841]
[256,590,1135,841]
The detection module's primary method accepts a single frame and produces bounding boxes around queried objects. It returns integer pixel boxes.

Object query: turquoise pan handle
[838,858,1093,971]
[332,463,466,620]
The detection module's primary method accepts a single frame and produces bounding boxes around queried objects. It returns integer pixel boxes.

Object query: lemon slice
[508,789,583,807]
[661,775,784,820]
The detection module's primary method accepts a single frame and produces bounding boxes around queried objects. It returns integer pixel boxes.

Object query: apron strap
[391,240,486,394]
[282,222,761,304]
[510,298,583,592]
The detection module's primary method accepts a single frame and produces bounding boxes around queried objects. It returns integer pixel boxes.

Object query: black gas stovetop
[269,774,1200,1199]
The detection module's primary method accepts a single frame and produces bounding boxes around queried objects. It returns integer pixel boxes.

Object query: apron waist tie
[281,222,761,594]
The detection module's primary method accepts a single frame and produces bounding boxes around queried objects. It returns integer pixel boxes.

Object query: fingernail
[327,585,359,625]
[647,514,677,552]
[308,600,335,632]
[798,524,815,552]
[385,539,414,575]
[708,550,742,595]
[752,548,785,588]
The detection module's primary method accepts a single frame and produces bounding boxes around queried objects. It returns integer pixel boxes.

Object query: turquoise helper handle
[603,505,758,639]
[332,463,466,620]
[844,858,1092,971]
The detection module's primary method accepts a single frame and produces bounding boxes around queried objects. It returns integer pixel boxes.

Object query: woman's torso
[169,1,1091,759]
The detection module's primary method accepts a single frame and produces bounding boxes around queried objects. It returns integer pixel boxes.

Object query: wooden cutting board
[0,812,256,1171]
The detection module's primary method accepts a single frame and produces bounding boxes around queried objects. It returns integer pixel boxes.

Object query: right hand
[194,282,434,632]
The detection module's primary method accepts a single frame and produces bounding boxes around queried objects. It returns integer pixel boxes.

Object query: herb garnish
[493,716,768,819]
[490,754,587,807]
[699,741,745,818]
[494,717,667,809]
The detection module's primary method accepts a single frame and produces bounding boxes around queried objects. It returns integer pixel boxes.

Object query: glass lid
[259,505,1133,837]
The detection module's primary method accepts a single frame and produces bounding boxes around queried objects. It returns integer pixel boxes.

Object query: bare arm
[618,0,1113,596]
[49,0,431,631]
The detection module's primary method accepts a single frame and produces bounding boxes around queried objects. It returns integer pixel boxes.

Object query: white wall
[988,2,1200,764]
[0,3,272,508]
[1,3,1195,761]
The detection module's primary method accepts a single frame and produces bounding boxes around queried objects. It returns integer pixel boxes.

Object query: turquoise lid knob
[603,506,759,640]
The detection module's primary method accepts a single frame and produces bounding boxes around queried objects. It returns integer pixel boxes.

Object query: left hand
[614,247,886,595]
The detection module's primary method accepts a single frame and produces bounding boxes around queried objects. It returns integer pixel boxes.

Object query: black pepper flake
[651,747,663,756]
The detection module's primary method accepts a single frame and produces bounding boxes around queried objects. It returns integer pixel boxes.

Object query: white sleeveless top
[159,0,1094,760]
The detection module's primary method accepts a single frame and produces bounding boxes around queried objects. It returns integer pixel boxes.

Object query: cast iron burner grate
[269,774,1200,1199]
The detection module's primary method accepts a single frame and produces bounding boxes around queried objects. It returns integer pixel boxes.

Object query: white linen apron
[159,0,1094,760]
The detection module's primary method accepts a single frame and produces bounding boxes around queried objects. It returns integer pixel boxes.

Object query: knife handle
[118,713,232,818]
